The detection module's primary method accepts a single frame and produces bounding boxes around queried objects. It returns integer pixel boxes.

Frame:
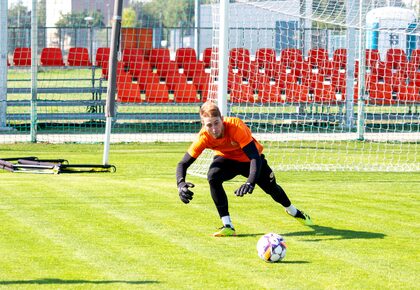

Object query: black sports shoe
[287,209,314,226]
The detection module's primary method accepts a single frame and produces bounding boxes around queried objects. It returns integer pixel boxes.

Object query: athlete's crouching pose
[176,101,313,236]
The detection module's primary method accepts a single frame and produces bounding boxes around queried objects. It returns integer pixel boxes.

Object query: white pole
[103,117,112,164]
[356,0,366,141]
[194,0,200,56]
[103,0,123,165]
[30,0,38,142]
[345,0,357,131]
[217,0,229,116]
[0,0,8,129]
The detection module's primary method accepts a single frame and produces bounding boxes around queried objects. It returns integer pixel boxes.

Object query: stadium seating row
[9,46,420,69]
[114,47,419,104]
[8,47,92,67]
[5,46,419,104]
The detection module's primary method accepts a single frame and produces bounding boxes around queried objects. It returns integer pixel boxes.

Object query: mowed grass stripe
[0,143,419,289]
[51,176,269,288]
[0,188,158,281]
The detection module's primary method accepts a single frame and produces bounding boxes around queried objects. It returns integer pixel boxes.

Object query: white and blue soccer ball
[256,233,287,262]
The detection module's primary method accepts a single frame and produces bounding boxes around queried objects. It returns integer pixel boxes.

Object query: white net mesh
[190,0,419,174]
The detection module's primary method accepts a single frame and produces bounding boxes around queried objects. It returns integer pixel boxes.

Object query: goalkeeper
[176,101,313,237]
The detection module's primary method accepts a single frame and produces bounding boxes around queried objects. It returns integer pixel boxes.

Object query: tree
[38,0,46,27]
[129,0,213,28]
[122,7,138,27]
[142,0,193,28]
[8,1,31,27]
[55,10,104,27]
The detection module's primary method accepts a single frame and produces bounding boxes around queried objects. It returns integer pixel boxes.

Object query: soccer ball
[256,233,287,262]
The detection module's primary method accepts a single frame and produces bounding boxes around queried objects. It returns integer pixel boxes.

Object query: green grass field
[0,143,419,289]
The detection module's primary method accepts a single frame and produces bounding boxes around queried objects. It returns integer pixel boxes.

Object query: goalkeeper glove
[178,181,195,204]
[234,182,254,197]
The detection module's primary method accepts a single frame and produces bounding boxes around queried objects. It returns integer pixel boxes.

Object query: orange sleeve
[187,131,207,159]
[231,118,254,148]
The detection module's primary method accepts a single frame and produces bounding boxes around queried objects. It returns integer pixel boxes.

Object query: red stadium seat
[280,48,304,64]
[156,61,181,82]
[136,69,160,92]
[117,68,142,103]
[13,47,31,66]
[149,48,171,69]
[191,71,210,93]
[284,83,310,103]
[385,48,408,71]
[331,70,347,94]
[409,49,420,67]
[230,82,254,103]
[128,58,152,77]
[307,48,329,69]
[255,48,276,76]
[396,85,419,103]
[272,63,298,90]
[202,47,217,69]
[228,72,244,92]
[165,74,190,92]
[183,62,206,80]
[96,47,110,67]
[365,49,382,71]
[312,82,337,103]
[67,47,92,66]
[175,48,198,67]
[145,82,170,103]
[249,72,271,92]
[40,47,65,66]
[101,61,109,79]
[229,48,251,79]
[368,82,394,105]
[332,48,347,70]
[257,82,282,103]
[122,48,146,65]
[279,49,310,80]
[173,83,199,103]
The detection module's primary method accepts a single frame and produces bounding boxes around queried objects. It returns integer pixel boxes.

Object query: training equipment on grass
[0,157,116,174]
[257,233,287,263]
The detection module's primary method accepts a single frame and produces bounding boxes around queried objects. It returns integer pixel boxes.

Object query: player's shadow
[285,225,386,242]
[0,278,159,286]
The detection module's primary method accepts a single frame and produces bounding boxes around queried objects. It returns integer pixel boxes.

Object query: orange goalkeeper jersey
[187,117,263,162]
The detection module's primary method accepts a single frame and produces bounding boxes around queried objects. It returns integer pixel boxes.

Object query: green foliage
[122,7,138,27]
[55,10,104,27]
[0,143,418,289]
[37,0,46,27]
[140,0,194,28]
[7,1,31,27]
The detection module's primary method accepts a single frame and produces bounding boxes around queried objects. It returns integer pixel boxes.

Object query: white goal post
[189,0,419,174]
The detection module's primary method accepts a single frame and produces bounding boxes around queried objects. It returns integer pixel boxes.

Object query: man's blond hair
[199,101,222,119]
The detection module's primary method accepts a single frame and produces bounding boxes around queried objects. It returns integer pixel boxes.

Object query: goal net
[1,0,419,172]
[190,0,419,174]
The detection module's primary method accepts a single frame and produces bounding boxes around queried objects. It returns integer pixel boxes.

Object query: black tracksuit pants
[207,154,292,218]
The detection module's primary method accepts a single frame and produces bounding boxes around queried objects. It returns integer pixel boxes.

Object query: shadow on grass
[236,233,266,237]
[0,278,159,285]
[279,260,310,264]
[285,225,386,242]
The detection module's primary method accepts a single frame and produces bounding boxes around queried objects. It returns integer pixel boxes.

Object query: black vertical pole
[105,0,123,118]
